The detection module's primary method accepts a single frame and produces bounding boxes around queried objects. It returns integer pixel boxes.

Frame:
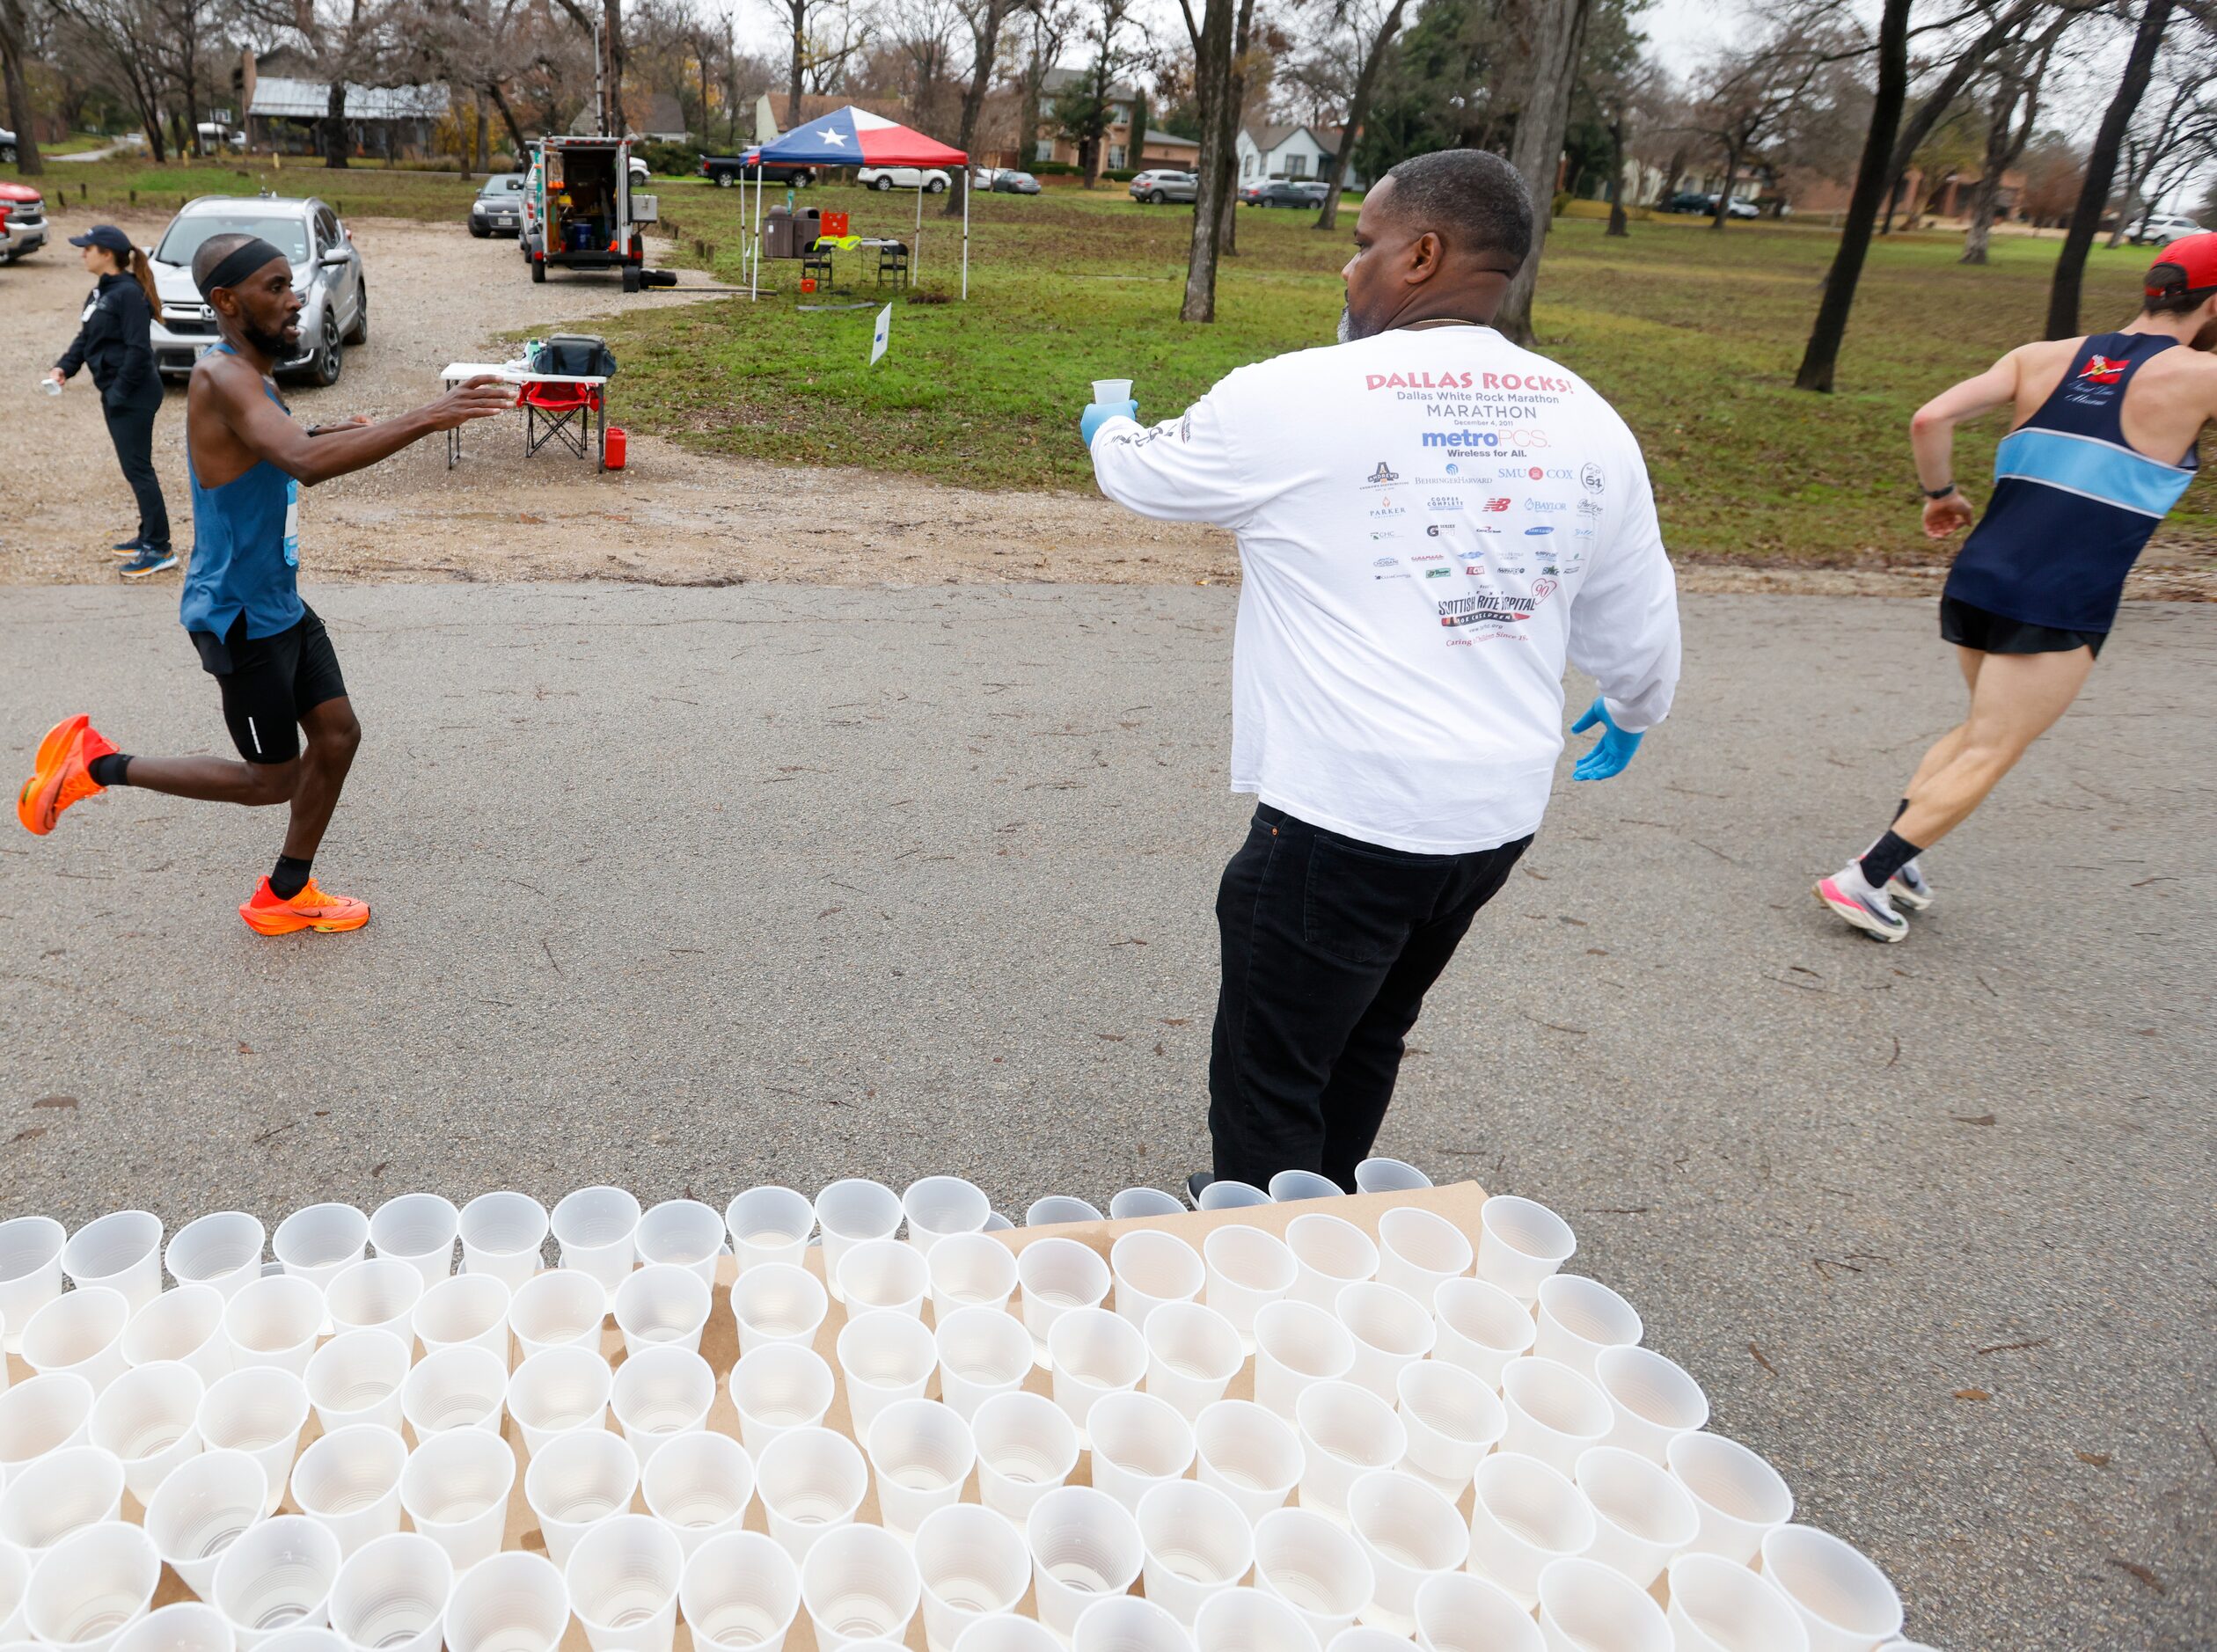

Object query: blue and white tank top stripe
[1990,426,2195,519]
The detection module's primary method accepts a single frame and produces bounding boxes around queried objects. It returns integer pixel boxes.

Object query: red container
[603,426,626,470]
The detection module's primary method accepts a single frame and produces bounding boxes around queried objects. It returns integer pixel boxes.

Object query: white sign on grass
[870,303,892,366]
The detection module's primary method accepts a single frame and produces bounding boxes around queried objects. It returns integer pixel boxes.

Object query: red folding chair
[518,379,604,464]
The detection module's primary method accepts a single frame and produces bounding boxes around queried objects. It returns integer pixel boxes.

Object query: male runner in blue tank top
[16,232,511,933]
[1815,233,2215,941]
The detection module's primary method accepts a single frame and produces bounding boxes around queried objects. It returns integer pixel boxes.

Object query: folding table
[438,361,613,470]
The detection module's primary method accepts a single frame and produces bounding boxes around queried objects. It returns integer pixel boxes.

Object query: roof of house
[1042,66,1139,102]
[1143,128,1199,148]
[246,77,448,121]
[1243,122,1340,156]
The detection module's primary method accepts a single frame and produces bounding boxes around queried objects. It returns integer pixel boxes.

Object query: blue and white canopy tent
[742,106,974,300]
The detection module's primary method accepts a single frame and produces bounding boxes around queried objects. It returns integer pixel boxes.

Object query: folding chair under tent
[742,107,973,301]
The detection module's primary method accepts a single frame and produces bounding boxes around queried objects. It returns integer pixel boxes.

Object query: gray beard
[1337,303,1356,343]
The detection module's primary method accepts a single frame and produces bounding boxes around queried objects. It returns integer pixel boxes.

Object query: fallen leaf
[237,1042,254,1056]
[1749,1341,1777,1376]
[1095,1034,1126,1043]
[31,1096,77,1111]
[1160,1019,1190,1027]
[1557,915,1588,926]
[1954,1388,1990,1401]
[2076,1451,2111,1466]
[1976,1337,2049,1356]
[518,513,545,524]
[2105,1559,2163,1594]
[11,1127,45,1144]
[370,1162,388,1178]
[1951,1114,1997,1126]
[1585,947,1609,956]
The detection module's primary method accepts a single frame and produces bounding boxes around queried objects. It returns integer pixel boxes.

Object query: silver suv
[1129,171,1197,204]
[146,196,369,385]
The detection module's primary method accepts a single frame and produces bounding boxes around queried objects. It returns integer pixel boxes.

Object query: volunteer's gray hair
[1380,149,1533,266]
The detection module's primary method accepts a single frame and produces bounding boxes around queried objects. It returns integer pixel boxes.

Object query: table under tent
[742,107,973,300]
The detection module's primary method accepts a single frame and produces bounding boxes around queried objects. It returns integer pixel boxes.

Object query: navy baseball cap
[67,224,135,255]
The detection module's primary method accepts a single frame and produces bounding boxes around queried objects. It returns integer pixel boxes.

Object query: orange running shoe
[18,715,117,836]
[239,876,371,936]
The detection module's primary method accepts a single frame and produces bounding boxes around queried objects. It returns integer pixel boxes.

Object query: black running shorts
[189,606,350,765]
[1939,596,2106,660]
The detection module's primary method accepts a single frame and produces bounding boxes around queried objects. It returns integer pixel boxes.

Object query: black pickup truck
[699,156,818,188]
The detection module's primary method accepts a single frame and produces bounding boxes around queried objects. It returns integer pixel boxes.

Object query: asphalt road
[3,583,2211,1648]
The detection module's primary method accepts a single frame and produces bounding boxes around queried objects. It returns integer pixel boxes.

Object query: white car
[859,166,950,194]
[2131,212,2206,245]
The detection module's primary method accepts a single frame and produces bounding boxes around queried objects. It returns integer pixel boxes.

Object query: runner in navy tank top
[15,231,510,934]
[1815,233,2217,942]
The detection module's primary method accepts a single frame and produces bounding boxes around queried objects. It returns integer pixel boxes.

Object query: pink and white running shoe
[1814,864,1909,942]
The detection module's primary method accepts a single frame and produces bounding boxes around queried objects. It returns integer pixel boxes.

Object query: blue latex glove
[1570,697,1644,781]
[1080,398,1139,450]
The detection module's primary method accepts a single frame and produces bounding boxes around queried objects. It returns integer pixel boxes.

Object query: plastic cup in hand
[634,1200,723,1285]
[0,1217,67,1353]
[1759,1524,1905,1652]
[109,1602,234,1652]
[1251,1299,1355,1423]
[837,1239,929,1319]
[1572,1446,1697,1589]
[304,1330,408,1436]
[1196,1181,1270,1211]
[726,1188,815,1276]
[1072,1597,1187,1652]
[457,1193,549,1291]
[1592,1345,1707,1463]
[164,1213,263,1303]
[1466,1451,1594,1609]
[1294,1380,1405,1525]
[1413,1571,1543,1652]
[1497,1356,1611,1475]
[731,1265,828,1357]
[24,1287,130,1392]
[800,1522,919,1652]
[902,1177,991,1254]
[64,1211,165,1313]
[0,1446,123,1553]
[1394,1358,1503,1501]
[523,1429,639,1571]
[552,1187,642,1292]
[953,1619,1061,1652]
[1086,1390,1194,1514]
[912,1503,1027,1652]
[814,1181,903,1304]
[933,1305,1034,1421]
[122,1285,231,1385]
[1204,1226,1296,1354]
[680,1531,799,1652]
[1089,379,1133,406]
[1533,1276,1642,1378]
[1252,1506,1374,1646]
[1192,1398,1299,1524]
[1353,1158,1431,1195]
[612,1264,711,1357]
[212,1515,341,1652]
[289,1423,405,1558]
[609,1344,713,1466]
[400,1344,507,1436]
[1534,1556,1670,1652]
[1334,1282,1436,1402]
[1430,1277,1535,1387]
[414,1274,513,1368]
[1140,1301,1240,1421]
[89,1360,203,1503]
[1048,1307,1145,1444]
[865,1397,974,1539]
[1373,1209,1472,1312]
[1017,1239,1110,1369]
[564,1514,682,1652]
[511,1269,608,1361]
[1664,1553,1810,1652]
[1108,1232,1204,1331]
[835,1309,935,1439]
[368,1194,458,1290]
[1193,1586,1322,1652]
[1284,1217,1377,1316]
[446,1553,572,1652]
[1474,1196,1574,1304]
[728,1343,835,1456]
[640,1427,753,1556]
[1106,1189,1181,1222]
[927,1233,1020,1322]
[1665,1430,1794,1565]
[222,1276,323,1377]
[1136,1478,1252,1625]
[143,1448,266,1599]
[270,1204,368,1307]
[970,1391,1078,1524]
[1024,1196,1101,1229]
[329,1531,451,1652]
[1023,1486,1142,1645]
[325,1258,424,1346]
[1267,1172,1343,1204]
[400,1426,516,1572]
[196,1367,309,1515]
[755,1426,867,1562]
[507,1342,613,1457]
[25,1521,159,1652]
[1345,1469,1467,1634]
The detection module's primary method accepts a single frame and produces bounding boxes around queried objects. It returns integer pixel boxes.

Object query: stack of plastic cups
[163,1213,263,1302]
[446,1553,574,1652]
[934,1305,1035,1422]
[902,1179,991,1254]
[866,1398,974,1540]
[565,1515,683,1652]
[0,1217,68,1351]
[1085,1391,1195,1514]
[1253,1506,1375,1645]
[1413,1571,1543,1652]
[1141,1301,1242,1420]
[1108,1233,1204,1331]
[368,1193,460,1289]
[1593,1346,1708,1462]
[1203,1227,1296,1356]
[837,1311,936,1438]
[728,1344,835,1455]
[1353,1158,1431,1195]
[23,1288,130,1392]
[1498,1357,1612,1475]
[1192,1398,1302,1524]
[223,1276,324,1377]
[640,1430,754,1556]
[1024,1196,1102,1229]
[552,1188,642,1293]
[523,1429,640,1569]
[197,1368,309,1515]
[507,1343,614,1457]
[1394,1358,1504,1502]
[927,1235,1021,1322]
[1535,1556,1671,1652]
[635,1200,724,1286]
[325,1259,423,1345]
[609,1345,713,1466]
[328,1532,452,1652]
[1268,1173,1343,1204]
[1295,1380,1406,1525]
[1663,1554,1810,1652]
[510,1271,607,1361]
[1252,1299,1357,1422]
[457,1193,549,1292]
[1193,1587,1321,1652]
[289,1423,406,1557]
[414,1276,512,1369]
[679,1532,801,1652]
[755,1427,868,1561]
[1047,1308,1146,1446]
[212,1515,341,1650]
[25,1522,159,1652]
[1474,1196,1575,1305]
[613,1266,712,1357]
[1,1444,124,1553]
[1467,1451,1595,1609]
[401,1346,506,1437]
[801,1523,920,1650]
[401,1427,517,1571]
[731,1266,829,1357]
[1024,1487,1143,1646]
[1431,1278,1537,1388]
[971,1392,1079,1524]
[89,1360,204,1504]
[816,1181,904,1306]
[1017,1239,1111,1370]
[1373,1209,1471,1311]
[143,1449,267,1599]
[1533,1276,1642,1378]
[1334,1282,1437,1402]
[1574,1447,1698,1589]
[726,1187,815,1276]
[838,1241,930,1320]
[1665,1431,1794,1563]
[911,1504,1028,1652]
[1071,1597,1189,1652]
[1759,1525,1906,1652]
[1344,1469,1467,1636]
[64,1211,165,1312]
[1134,1479,1252,1626]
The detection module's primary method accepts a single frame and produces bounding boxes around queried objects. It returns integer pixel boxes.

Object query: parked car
[859,166,950,194]
[1129,170,1197,204]
[467,173,528,238]
[1660,192,1712,214]
[2131,212,2206,245]
[699,155,816,187]
[195,122,247,150]
[1240,178,1330,208]
[0,181,47,261]
[146,195,368,385]
[0,126,16,164]
[989,169,1042,195]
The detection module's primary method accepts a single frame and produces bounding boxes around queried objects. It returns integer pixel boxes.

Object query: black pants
[103,394,170,552]
[1209,804,1531,1191]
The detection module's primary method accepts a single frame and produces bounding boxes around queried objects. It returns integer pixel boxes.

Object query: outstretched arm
[215,367,512,486]
[1910,349,2021,537]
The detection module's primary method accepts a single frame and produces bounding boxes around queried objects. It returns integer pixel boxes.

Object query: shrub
[636,139,701,177]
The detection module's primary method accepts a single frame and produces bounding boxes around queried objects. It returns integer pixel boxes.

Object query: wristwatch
[1922,482,1957,500]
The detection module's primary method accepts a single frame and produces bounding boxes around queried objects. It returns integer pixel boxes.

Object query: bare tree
[2047,0,2175,338]
[2105,34,2217,247]
[1309,0,1416,232]
[1961,14,2070,262]
[1494,0,1594,345]
[50,0,179,160]
[0,0,40,173]
[1689,29,1824,231]
[944,0,1021,214]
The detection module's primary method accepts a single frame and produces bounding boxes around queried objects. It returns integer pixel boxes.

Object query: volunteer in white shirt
[1083,148,1682,1199]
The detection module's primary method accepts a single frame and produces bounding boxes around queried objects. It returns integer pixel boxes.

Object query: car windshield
[478,175,524,197]
[153,211,312,268]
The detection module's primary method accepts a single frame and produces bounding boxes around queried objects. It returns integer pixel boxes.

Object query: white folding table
[438,362,613,470]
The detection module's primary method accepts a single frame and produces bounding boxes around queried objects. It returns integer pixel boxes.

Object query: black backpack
[532,334,618,377]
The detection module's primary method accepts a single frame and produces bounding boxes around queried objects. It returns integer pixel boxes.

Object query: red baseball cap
[2148,230,2217,296]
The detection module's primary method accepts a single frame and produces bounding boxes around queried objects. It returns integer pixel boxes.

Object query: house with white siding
[1236,123,1365,189]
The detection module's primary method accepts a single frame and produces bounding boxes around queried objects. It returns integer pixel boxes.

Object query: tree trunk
[487,79,529,160]
[1961,90,2011,265]
[1219,0,1253,257]
[1180,0,1236,321]
[472,104,487,174]
[787,0,805,128]
[946,0,1007,216]
[2047,0,2173,340]
[604,0,626,135]
[1313,0,1408,232]
[323,80,350,167]
[1494,0,1593,346]
[1795,0,1910,392]
[1652,144,1683,208]
[1708,144,1738,230]
[1605,114,1627,236]
[0,0,42,175]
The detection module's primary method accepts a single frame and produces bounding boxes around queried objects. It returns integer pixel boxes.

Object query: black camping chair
[875,241,911,291]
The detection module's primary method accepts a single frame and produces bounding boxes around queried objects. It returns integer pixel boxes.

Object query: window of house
[1284,154,1308,178]
[1034,139,1052,163]
[1241,153,1256,177]
[1108,144,1125,169]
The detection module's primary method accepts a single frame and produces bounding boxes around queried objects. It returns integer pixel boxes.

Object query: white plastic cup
[814,1181,904,1305]
[612,1265,711,1357]
[399,1426,516,1573]
[1141,1300,1241,1421]
[1533,1276,1642,1378]
[367,1194,459,1290]
[457,1193,549,1291]
[1284,1217,1379,1316]
[1136,1478,1252,1625]
[1017,1239,1111,1370]
[196,1368,309,1515]
[0,1531,25,1641]
[902,1178,991,1254]
[1572,1446,1698,1589]
[125,1286,233,1385]
[1294,1381,1406,1524]
[1024,1196,1102,1229]
[510,1269,608,1362]
[1666,1430,1795,1565]
[1108,1232,1204,1331]
[835,1309,936,1439]
[725,1188,815,1276]
[506,1342,613,1457]
[26,1520,159,1652]
[91,1360,204,1502]
[269,1205,368,1307]
[1430,1277,1536,1387]
[254,1625,346,1652]
[953,1619,1063,1652]
[1474,1196,1574,1304]
[679,1531,800,1652]
[633,1200,723,1286]
[399,1345,508,1437]
[934,1305,1035,1421]
[1086,1390,1195,1515]
[1048,1307,1146,1444]
[324,1259,424,1348]
[1373,1209,1472,1312]
[108,1602,234,1652]
[1252,1300,1356,1422]
[1192,1398,1300,1524]
[144,1448,267,1599]
[0,1217,65,1357]
[328,1531,451,1652]
[1072,1597,1187,1652]
[445,1552,572,1652]
[564,1514,682,1652]
[1498,1356,1612,1475]
[1024,1485,1143,1644]
[926,1234,1020,1323]
[971,1391,1079,1524]
[837,1239,929,1320]
[1345,1469,1467,1634]
[1353,1158,1431,1195]
[609,1344,713,1466]
[64,1212,165,1313]
[1534,1555,1670,1652]
[640,1428,753,1556]
[1592,1345,1708,1463]
[0,1371,95,1479]
[1090,379,1133,406]
[801,1522,919,1651]
[1192,1586,1322,1652]
[413,1275,513,1369]
[212,1515,341,1652]
[24,1286,131,1392]
[1106,1189,1182,1222]
[1197,1181,1270,1212]
[1253,1505,1374,1646]
[1394,1358,1504,1500]
[1412,1570,1543,1652]
[754,1426,867,1561]
[165,1214,264,1303]
[552,1188,643,1292]
[1204,1227,1296,1353]
[304,1331,409,1436]
[728,1343,835,1456]
[913,1503,1028,1652]
[289,1424,406,1559]
[0,1445,124,1553]
[864,1397,974,1538]
[1466,1451,1594,1609]
[1759,1524,1906,1652]
[1266,1172,1343,1204]
[524,1428,640,1570]
[1665,1553,1811,1652]
[1333,1282,1436,1402]
[222,1276,323,1378]
[730,1265,829,1357]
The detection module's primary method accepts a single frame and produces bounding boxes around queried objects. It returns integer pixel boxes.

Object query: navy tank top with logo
[179,342,304,648]
[1944,332,2198,633]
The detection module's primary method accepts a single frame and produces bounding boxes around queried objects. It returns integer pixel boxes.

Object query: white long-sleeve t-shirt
[1090,324,1681,854]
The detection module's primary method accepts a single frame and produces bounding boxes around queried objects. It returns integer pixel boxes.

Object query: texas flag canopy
[745,106,967,168]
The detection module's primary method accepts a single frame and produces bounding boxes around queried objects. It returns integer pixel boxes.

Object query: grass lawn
[4,153,486,221]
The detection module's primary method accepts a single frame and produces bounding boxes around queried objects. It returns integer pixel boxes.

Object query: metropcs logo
[1423,428,1551,451]
[1366,370,1577,392]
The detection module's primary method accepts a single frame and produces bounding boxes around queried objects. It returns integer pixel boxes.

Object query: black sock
[1860,830,1922,889]
[1893,798,1910,823]
[270,854,313,900]
[87,753,132,787]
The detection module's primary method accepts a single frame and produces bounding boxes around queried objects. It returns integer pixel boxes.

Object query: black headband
[196,238,287,300]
